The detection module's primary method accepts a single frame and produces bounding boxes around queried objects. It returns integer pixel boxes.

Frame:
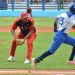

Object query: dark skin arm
[11,28,17,40]
[17,27,34,44]
[54,17,59,32]
[11,28,21,45]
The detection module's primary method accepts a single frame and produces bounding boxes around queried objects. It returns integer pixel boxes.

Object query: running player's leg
[31,32,66,69]
[31,38,64,69]
[34,32,65,64]
[69,47,75,61]
[65,35,75,46]
[64,36,75,64]
[34,38,64,63]
[67,47,75,64]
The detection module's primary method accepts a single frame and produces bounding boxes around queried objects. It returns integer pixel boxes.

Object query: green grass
[0,17,54,27]
[0,17,75,70]
[0,32,75,69]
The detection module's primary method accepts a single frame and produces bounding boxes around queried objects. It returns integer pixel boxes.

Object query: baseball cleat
[67,60,75,65]
[8,56,15,62]
[31,58,37,70]
[24,59,30,64]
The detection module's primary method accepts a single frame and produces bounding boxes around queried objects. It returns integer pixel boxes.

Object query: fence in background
[0,0,75,10]
[0,0,8,10]
[0,0,75,17]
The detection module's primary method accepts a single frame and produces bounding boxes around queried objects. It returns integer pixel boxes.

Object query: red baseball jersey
[11,17,36,35]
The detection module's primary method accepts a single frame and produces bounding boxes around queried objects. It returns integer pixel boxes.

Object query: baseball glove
[16,41,24,46]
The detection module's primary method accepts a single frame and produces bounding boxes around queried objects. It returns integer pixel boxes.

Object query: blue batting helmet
[69,3,75,15]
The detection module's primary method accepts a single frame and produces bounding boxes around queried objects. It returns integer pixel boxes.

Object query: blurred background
[0,0,74,10]
[0,0,75,17]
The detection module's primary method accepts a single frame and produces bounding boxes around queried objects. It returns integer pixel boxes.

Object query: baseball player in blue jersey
[32,3,75,68]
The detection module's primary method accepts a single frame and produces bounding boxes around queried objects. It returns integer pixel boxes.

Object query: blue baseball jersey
[48,11,75,54]
[56,11,75,33]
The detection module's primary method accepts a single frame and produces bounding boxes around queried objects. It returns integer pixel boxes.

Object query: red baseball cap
[21,12,28,19]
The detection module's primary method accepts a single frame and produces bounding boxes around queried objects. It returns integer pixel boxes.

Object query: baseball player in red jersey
[8,12,37,64]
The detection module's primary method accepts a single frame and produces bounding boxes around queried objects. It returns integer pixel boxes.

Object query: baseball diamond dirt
[0,26,75,32]
[0,26,75,75]
[0,69,75,75]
